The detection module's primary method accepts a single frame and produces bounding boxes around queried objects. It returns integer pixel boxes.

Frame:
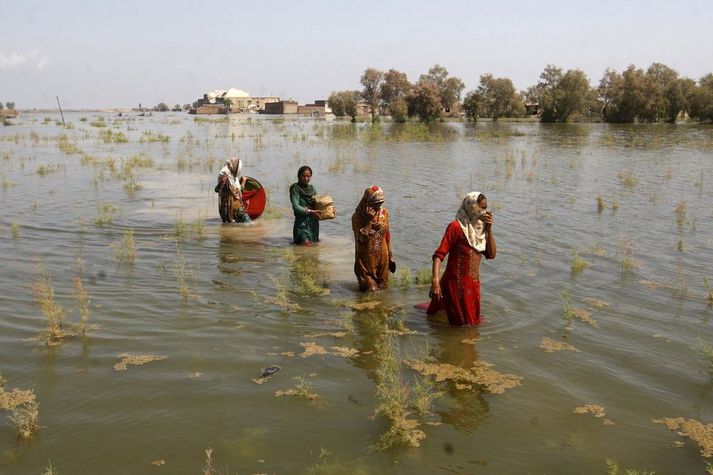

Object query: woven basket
[314,194,336,220]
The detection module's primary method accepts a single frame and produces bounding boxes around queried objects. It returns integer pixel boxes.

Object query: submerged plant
[10,222,19,240]
[275,375,319,400]
[73,272,91,336]
[597,194,605,213]
[396,268,412,289]
[618,238,639,273]
[675,200,687,226]
[95,203,118,227]
[604,458,654,475]
[174,247,196,300]
[570,249,592,274]
[0,379,39,439]
[41,460,58,475]
[33,265,67,345]
[113,228,136,263]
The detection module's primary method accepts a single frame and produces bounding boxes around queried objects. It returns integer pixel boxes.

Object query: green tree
[530,65,594,122]
[329,90,361,121]
[6,102,15,110]
[474,74,524,120]
[419,64,464,112]
[182,103,191,111]
[381,69,411,120]
[406,80,442,123]
[172,104,182,111]
[689,74,713,123]
[390,97,408,123]
[598,68,625,122]
[360,68,384,123]
[664,77,696,123]
[462,91,480,121]
[154,102,169,112]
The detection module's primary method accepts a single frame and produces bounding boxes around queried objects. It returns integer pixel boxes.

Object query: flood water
[1,112,713,474]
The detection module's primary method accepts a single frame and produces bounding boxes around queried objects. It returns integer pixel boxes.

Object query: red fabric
[427,221,483,326]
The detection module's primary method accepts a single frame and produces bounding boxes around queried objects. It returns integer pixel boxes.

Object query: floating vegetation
[0,376,40,439]
[617,170,639,187]
[571,308,598,327]
[574,404,614,425]
[10,222,19,240]
[113,228,136,263]
[583,298,610,310]
[405,359,522,395]
[114,353,167,371]
[618,238,639,273]
[267,275,300,311]
[604,458,654,475]
[571,249,592,274]
[275,375,319,400]
[372,329,429,450]
[347,301,382,311]
[95,203,118,227]
[174,215,205,241]
[41,460,58,475]
[539,337,580,353]
[37,163,63,176]
[652,417,713,458]
[300,342,359,359]
[291,257,330,297]
[140,130,170,143]
[698,340,713,374]
[89,117,107,128]
[99,129,129,143]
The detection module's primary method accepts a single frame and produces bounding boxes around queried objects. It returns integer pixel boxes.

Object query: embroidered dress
[427,221,485,326]
[290,182,319,244]
[352,186,392,291]
[216,157,251,223]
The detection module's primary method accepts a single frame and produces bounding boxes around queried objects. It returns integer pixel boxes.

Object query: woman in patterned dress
[215,156,251,224]
[428,192,496,326]
[351,186,396,291]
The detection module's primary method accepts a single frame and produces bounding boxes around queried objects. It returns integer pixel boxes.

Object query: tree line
[0,101,16,110]
[329,63,713,123]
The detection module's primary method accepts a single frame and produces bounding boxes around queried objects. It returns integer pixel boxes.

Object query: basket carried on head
[241,177,267,219]
[313,194,336,220]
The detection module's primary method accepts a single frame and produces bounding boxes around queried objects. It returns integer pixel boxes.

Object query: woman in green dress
[290,166,320,245]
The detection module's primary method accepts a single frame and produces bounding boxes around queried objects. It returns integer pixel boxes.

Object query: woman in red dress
[428,192,496,326]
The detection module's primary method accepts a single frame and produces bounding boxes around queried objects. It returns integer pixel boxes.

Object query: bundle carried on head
[313,194,336,220]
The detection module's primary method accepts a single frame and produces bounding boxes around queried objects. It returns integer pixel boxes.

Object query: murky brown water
[1,113,713,474]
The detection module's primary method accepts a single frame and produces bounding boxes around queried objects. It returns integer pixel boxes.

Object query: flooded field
[1,112,713,474]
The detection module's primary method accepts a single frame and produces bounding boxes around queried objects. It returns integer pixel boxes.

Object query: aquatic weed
[95,203,118,227]
[570,249,592,274]
[10,222,19,240]
[597,194,605,213]
[113,229,136,263]
[605,458,654,475]
[174,247,196,300]
[73,267,91,336]
[275,375,319,400]
[618,238,639,273]
[396,268,412,289]
[675,201,687,226]
[41,460,58,475]
[33,265,67,345]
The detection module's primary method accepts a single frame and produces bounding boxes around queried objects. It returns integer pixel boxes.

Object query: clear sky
[1,0,712,109]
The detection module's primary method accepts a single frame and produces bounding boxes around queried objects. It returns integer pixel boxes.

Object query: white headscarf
[219,156,243,190]
[455,191,487,252]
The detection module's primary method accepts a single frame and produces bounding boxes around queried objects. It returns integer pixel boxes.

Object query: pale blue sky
[1,0,712,109]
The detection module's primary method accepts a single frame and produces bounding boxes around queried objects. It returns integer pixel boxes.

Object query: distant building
[0,109,19,118]
[192,104,228,115]
[189,88,279,114]
[262,100,299,115]
[297,100,333,117]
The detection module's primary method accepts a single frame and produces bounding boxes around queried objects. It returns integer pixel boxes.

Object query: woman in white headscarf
[427,192,496,326]
[215,156,251,223]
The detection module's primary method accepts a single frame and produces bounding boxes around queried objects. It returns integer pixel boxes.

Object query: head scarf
[226,156,242,176]
[456,192,487,251]
[355,186,385,220]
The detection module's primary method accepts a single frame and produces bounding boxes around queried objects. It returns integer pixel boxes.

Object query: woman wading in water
[352,186,396,291]
[428,192,496,326]
[216,157,251,224]
[290,166,320,245]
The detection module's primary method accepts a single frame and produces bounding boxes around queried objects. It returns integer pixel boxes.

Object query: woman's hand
[429,279,442,301]
[482,211,493,230]
[366,206,378,218]
[308,209,321,217]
